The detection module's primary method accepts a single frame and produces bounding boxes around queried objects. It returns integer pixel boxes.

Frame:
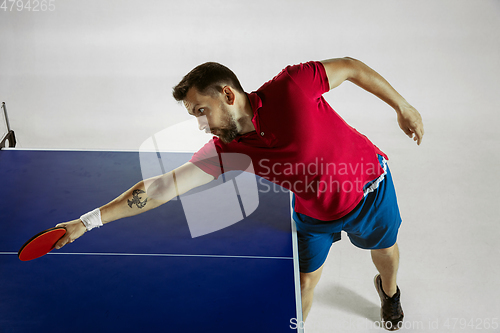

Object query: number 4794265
[1,0,56,11]
[443,318,498,330]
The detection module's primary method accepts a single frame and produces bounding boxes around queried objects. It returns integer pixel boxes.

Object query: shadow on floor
[314,283,381,322]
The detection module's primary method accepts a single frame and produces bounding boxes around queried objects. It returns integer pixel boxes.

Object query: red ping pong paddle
[18,227,67,261]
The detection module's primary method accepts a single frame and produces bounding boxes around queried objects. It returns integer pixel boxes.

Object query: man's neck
[236,92,256,135]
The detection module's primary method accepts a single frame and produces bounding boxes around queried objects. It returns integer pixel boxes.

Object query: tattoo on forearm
[127,189,148,209]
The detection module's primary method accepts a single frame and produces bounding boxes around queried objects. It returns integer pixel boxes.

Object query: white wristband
[80,208,103,231]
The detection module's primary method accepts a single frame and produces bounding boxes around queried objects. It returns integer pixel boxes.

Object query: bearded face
[213,102,239,143]
[184,87,243,144]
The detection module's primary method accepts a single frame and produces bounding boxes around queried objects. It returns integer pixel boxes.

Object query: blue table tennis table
[0,148,304,332]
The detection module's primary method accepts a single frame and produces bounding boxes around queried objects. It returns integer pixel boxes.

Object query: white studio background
[1,1,500,332]
[1,0,497,153]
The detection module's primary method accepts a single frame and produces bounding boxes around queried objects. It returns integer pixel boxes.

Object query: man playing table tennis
[56,57,423,331]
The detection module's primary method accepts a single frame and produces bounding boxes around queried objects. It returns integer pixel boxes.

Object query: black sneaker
[374,274,404,331]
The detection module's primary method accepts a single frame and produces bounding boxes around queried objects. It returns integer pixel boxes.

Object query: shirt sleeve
[189,139,256,179]
[285,61,330,99]
[189,139,224,179]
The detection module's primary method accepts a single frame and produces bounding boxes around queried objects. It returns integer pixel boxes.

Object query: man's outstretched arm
[320,57,424,145]
[54,162,214,249]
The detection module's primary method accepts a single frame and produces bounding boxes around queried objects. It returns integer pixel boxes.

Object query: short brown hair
[172,62,244,101]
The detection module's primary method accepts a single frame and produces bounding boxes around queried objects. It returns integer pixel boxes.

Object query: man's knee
[371,242,398,256]
[300,265,324,292]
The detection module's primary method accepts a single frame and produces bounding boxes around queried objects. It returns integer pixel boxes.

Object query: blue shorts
[292,155,402,273]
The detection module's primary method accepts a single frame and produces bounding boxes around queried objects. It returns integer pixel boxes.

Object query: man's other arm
[320,57,424,145]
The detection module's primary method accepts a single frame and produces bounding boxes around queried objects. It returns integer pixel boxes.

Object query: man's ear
[222,86,235,105]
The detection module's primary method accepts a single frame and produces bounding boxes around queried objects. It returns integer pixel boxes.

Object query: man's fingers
[415,129,423,145]
[53,219,84,249]
[55,239,65,250]
[402,126,413,138]
[404,119,424,145]
[413,123,424,145]
[54,223,67,249]
[55,235,72,249]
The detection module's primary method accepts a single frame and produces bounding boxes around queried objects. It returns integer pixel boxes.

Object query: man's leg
[370,242,399,297]
[300,264,325,320]
[371,242,404,331]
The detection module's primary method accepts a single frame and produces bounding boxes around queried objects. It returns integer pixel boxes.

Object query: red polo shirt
[190,61,387,221]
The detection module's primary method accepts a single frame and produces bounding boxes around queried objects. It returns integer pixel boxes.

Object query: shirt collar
[247,91,262,113]
[233,92,262,143]
[236,91,275,146]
